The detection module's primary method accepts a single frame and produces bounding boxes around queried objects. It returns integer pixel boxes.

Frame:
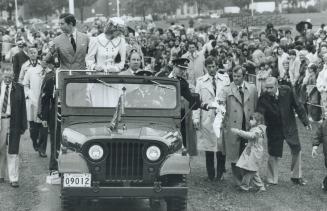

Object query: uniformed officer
[170,58,206,155]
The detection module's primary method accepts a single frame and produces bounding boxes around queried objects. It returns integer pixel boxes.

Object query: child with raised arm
[231,112,266,192]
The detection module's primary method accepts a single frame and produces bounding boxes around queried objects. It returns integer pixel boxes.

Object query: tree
[52,0,68,12]
[26,0,55,21]
[75,0,97,22]
[288,0,298,8]
[0,0,24,21]
[233,0,251,9]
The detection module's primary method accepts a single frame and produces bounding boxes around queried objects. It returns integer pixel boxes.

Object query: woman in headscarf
[85,17,127,74]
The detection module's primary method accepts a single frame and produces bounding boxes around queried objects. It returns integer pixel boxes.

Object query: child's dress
[235,124,266,172]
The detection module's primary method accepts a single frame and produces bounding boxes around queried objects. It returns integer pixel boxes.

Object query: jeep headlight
[88,145,104,161]
[146,146,161,162]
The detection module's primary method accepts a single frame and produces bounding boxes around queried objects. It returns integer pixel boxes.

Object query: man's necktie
[275,93,279,101]
[238,85,247,154]
[2,84,9,113]
[70,34,76,52]
[212,77,216,95]
[238,86,244,104]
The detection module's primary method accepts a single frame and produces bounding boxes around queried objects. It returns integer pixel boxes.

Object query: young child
[311,110,327,190]
[256,60,272,96]
[231,112,266,192]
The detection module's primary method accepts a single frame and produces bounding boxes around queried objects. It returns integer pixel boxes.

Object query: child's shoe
[257,186,266,193]
[239,185,250,192]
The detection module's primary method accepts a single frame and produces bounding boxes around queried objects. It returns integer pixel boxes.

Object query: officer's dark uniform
[172,58,202,154]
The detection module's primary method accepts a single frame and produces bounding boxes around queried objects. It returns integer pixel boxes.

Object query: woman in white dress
[85,17,127,73]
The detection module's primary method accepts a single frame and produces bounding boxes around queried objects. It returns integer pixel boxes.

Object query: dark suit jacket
[12,51,29,82]
[178,76,201,110]
[256,85,309,157]
[4,82,28,154]
[38,71,55,124]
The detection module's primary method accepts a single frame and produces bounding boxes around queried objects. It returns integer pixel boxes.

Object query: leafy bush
[307,6,319,13]
[284,6,319,13]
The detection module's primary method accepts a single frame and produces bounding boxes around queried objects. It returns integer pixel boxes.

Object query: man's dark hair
[59,13,76,26]
[285,29,292,34]
[267,23,274,29]
[208,34,215,40]
[233,65,246,76]
[259,31,266,37]
[306,44,315,53]
[205,56,217,67]
[188,41,196,47]
[288,49,297,56]
[267,34,277,42]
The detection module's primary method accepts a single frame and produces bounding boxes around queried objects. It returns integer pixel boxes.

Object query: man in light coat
[22,46,47,157]
[193,57,229,181]
[220,66,258,185]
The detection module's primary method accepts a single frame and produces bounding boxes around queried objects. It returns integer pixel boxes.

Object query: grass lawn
[188,119,327,211]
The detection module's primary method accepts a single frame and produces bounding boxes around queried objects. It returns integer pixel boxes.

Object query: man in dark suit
[38,59,57,173]
[0,66,27,187]
[257,77,311,186]
[12,41,29,82]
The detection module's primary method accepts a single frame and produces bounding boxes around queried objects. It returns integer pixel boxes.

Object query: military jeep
[55,71,190,211]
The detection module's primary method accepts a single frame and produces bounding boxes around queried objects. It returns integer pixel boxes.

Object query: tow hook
[92,181,100,193]
[153,181,162,193]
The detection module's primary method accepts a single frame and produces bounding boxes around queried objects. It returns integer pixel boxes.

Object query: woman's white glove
[312,146,319,158]
[94,65,104,71]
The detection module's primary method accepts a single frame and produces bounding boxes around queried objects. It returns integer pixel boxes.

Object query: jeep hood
[62,121,181,147]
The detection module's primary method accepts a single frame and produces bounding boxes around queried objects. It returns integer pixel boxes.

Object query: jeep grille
[106,142,144,181]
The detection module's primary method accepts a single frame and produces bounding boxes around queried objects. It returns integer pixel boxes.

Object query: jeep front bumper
[61,186,187,198]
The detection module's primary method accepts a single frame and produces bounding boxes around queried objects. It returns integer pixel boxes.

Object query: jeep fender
[58,151,89,173]
[159,154,190,176]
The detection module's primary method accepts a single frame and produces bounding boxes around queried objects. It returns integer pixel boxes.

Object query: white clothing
[215,72,231,99]
[2,35,12,56]
[317,67,327,93]
[277,52,289,79]
[0,81,12,117]
[289,57,301,86]
[22,61,44,122]
[86,84,121,107]
[193,73,228,152]
[85,33,126,73]
[0,118,9,179]
[182,51,205,88]
[7,153,19,182]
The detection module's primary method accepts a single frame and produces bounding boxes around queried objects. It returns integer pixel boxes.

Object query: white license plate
[63,173,91,187]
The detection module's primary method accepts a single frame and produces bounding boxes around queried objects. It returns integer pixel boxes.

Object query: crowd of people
[0,12,326,194]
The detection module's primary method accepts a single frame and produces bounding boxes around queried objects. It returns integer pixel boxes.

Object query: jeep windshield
[65,82,177,109]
